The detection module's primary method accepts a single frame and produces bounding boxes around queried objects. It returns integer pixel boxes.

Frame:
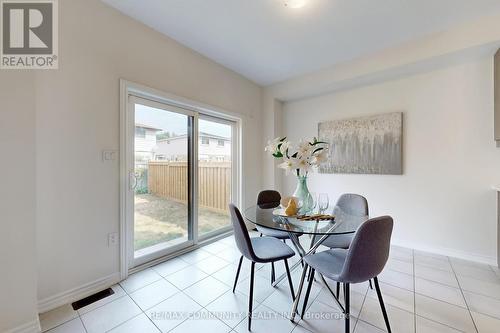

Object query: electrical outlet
[108,233,119,247]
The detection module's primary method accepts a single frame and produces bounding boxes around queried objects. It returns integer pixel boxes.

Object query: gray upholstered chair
[256,190,301,283]
[229,204,296,331]
[321,193,369,249]
[256,190,290,240]
[320,193,370,293]
[298,216,394,333]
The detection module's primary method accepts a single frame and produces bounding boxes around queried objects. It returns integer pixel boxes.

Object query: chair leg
[374,277,391,333]
[369,279,373,289]
[271,262,275,284]
[233,256,243,293]
[248,262,255,331]
[336,281,340,297]
[301,267,315,319]
[284,259,295,300]
[344,283,350,333]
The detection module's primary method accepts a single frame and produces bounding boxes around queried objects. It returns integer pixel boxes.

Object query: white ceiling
[102,0,500,86]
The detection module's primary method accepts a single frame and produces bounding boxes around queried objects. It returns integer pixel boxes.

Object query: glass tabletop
[243,205,369,235]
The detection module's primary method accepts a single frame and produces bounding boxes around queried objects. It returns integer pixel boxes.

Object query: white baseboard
[37,272,121,314]
[391,239,497,266]
[4,319,41,333]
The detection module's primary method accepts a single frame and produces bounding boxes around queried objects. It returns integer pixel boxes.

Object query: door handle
[129,170,138,190]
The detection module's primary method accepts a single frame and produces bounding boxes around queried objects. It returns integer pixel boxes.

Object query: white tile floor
[40,233,500,333]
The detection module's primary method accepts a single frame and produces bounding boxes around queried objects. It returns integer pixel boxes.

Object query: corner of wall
[260,93,285,192]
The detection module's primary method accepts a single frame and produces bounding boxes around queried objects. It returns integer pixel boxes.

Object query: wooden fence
[147,161,231,213]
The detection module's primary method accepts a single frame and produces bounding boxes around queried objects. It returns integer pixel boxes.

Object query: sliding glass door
[125,93,238,268]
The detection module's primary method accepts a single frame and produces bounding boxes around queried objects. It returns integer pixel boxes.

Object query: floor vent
[71,288,115,310]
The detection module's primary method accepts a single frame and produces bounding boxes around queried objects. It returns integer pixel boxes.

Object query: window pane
[198,118,232,236]
[134,103,190,256]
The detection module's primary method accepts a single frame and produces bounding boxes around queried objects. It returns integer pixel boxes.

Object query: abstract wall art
[318,112,403,175]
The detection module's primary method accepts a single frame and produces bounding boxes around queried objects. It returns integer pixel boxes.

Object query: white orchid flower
[297,140,313,156]
[279,140,291,155]
[278,157,296,175]
[265,137,280,153]
[296,157,311,174]
[311,149,328,165]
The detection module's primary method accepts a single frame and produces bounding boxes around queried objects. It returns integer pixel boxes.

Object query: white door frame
[119,79,241,279]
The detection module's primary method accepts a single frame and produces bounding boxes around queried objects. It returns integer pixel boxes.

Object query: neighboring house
[156,132,231,161]
[135,123,161,164]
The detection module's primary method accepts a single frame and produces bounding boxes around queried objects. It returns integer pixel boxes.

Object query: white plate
[272,208,298,218]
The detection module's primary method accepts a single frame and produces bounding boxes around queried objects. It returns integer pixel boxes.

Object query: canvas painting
[318,112,403,175]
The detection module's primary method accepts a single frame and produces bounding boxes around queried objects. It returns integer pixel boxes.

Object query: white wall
[0,72,39,332]
[35,0,262,308]
[280,55,500,263]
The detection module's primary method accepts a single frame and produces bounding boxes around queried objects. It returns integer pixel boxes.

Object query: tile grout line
[115,268,214,332]
[447,256,479,333]
[41,313,86,333]
[78,316,89,333]
[118,275,167,333]
[414,315,469,333]
[103,312,145,333]
[192,307,234,332]
[75,301,88,333]
[414,273,461,289]
[352,280,370,332]
[181,259,252,330]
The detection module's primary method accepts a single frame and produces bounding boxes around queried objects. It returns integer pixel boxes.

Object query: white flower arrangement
[265,137,329,177]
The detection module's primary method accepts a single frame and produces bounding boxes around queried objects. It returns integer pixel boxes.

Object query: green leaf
[312,147,324,154]
[273,152,283,158]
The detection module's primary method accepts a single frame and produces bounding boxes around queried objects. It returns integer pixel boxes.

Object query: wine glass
[318,193,329,214]
[309,192,318,214]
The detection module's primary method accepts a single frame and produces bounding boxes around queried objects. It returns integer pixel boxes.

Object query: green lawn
[134,194,230,251]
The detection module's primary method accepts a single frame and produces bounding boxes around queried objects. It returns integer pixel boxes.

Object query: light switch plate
[108,233,119,247]
[102,150,118,162]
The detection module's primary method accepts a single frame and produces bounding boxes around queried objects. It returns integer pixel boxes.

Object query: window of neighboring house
[217,139,225,147]
[201,137,209,145]
[135,127,146,138]
[155,155,165,160]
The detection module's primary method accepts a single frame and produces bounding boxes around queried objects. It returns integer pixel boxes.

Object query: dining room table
[243,203,369,317]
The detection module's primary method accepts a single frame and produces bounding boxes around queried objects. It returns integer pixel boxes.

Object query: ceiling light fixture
[283,0,308,9]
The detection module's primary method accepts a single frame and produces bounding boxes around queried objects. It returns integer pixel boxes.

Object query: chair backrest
[336,193,369,216]
[257,190,281,209]
[338,216,393,283]
[229,204,257,261]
